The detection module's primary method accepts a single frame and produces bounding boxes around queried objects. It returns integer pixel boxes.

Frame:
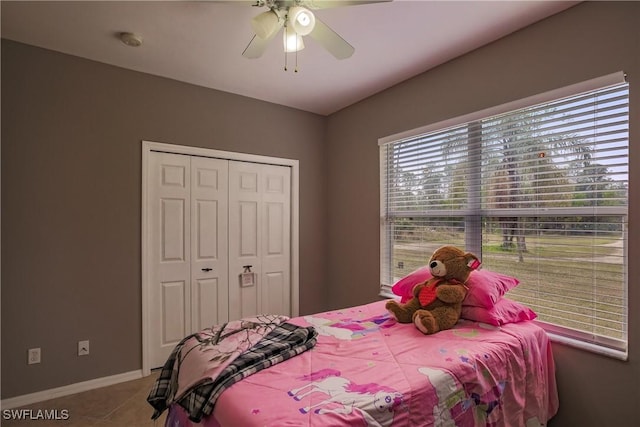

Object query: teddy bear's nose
[430,261,438,268]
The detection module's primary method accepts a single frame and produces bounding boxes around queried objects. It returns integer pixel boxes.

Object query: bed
[148,298,558,427]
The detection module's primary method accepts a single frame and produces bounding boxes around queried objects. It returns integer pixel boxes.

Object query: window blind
[380,76,629,356]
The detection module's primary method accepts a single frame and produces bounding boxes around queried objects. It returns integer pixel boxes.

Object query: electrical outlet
[28,348,41,365]
[78,340,90,356]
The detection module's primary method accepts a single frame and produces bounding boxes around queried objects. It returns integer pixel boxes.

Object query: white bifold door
[147,151,291,368]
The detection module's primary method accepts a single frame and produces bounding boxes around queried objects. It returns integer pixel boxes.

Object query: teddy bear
[385,245,480,335]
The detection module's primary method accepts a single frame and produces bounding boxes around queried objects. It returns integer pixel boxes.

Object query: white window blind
[380,75,629,357]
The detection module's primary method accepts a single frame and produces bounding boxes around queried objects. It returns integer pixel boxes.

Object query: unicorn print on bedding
[288,368,403,427]
[303,313,395,340]
[418,366,507,426]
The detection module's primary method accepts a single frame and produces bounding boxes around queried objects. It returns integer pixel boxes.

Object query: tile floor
[1,370,167,427]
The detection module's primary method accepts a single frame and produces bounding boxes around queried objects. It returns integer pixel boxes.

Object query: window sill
[379,290,397,300]
[544,330,628,361]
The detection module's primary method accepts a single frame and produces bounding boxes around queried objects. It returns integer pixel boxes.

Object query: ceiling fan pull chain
[294,27,299,73]
[283,23,287,71]
[284,24,290,72]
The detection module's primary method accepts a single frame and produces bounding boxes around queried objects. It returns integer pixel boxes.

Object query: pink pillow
[391,267,432,303]
[461,298,537,326]
[463,270,520,309]
[391,268,519,308]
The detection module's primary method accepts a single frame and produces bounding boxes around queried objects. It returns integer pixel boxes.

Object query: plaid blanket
[147,321,317,423]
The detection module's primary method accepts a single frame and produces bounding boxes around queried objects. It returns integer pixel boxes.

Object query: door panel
[161,199,186,261]
[162,280,187,344]
[266,203,284,255]
[228,161,291,320]
[262,165,291,318]
[263,272,286,315]
[229,162,261,320]
[239,201,258,257]
[195,200,218,259]
[149,152,191,368]
[195,278,222,330]
[190,157,229,331]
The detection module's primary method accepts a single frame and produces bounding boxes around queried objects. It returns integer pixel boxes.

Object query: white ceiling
[1,0,579,115]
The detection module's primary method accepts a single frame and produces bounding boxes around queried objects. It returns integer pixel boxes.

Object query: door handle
[202,268,213,272]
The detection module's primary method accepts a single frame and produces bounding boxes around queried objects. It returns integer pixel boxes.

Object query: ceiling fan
[242,0,389,60]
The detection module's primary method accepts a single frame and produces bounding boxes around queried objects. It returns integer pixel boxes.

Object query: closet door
[146,150,291,368]
[228,161,291,320]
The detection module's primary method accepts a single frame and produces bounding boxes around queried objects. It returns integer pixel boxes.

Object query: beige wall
[1,39,328,398]
[325,2,640,426]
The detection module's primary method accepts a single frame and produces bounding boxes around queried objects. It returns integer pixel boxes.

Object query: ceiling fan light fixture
[283,27,305,53]
[251,10,282,39]
[288,6,315,36]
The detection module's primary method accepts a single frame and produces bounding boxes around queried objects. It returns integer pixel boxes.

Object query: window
[379,73,629,358]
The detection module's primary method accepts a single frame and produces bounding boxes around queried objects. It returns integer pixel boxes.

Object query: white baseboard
[0,370,144,410]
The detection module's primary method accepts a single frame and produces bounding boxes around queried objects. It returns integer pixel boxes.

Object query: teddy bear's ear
[466,254,481,270]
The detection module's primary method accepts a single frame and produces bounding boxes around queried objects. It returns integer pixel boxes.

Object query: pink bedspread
[166,300,558,427]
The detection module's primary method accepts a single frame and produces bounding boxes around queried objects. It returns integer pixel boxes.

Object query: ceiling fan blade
[302,0,391,9]
[242,34,270,59]
[308,17,354,59]
[242,18,284,59]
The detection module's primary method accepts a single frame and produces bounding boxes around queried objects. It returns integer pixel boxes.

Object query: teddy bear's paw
[385,300,399,310]
[413,310,438,335]
[385,301,401,320]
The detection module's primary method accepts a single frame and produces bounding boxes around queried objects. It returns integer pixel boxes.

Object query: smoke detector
[119,32,143,47]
